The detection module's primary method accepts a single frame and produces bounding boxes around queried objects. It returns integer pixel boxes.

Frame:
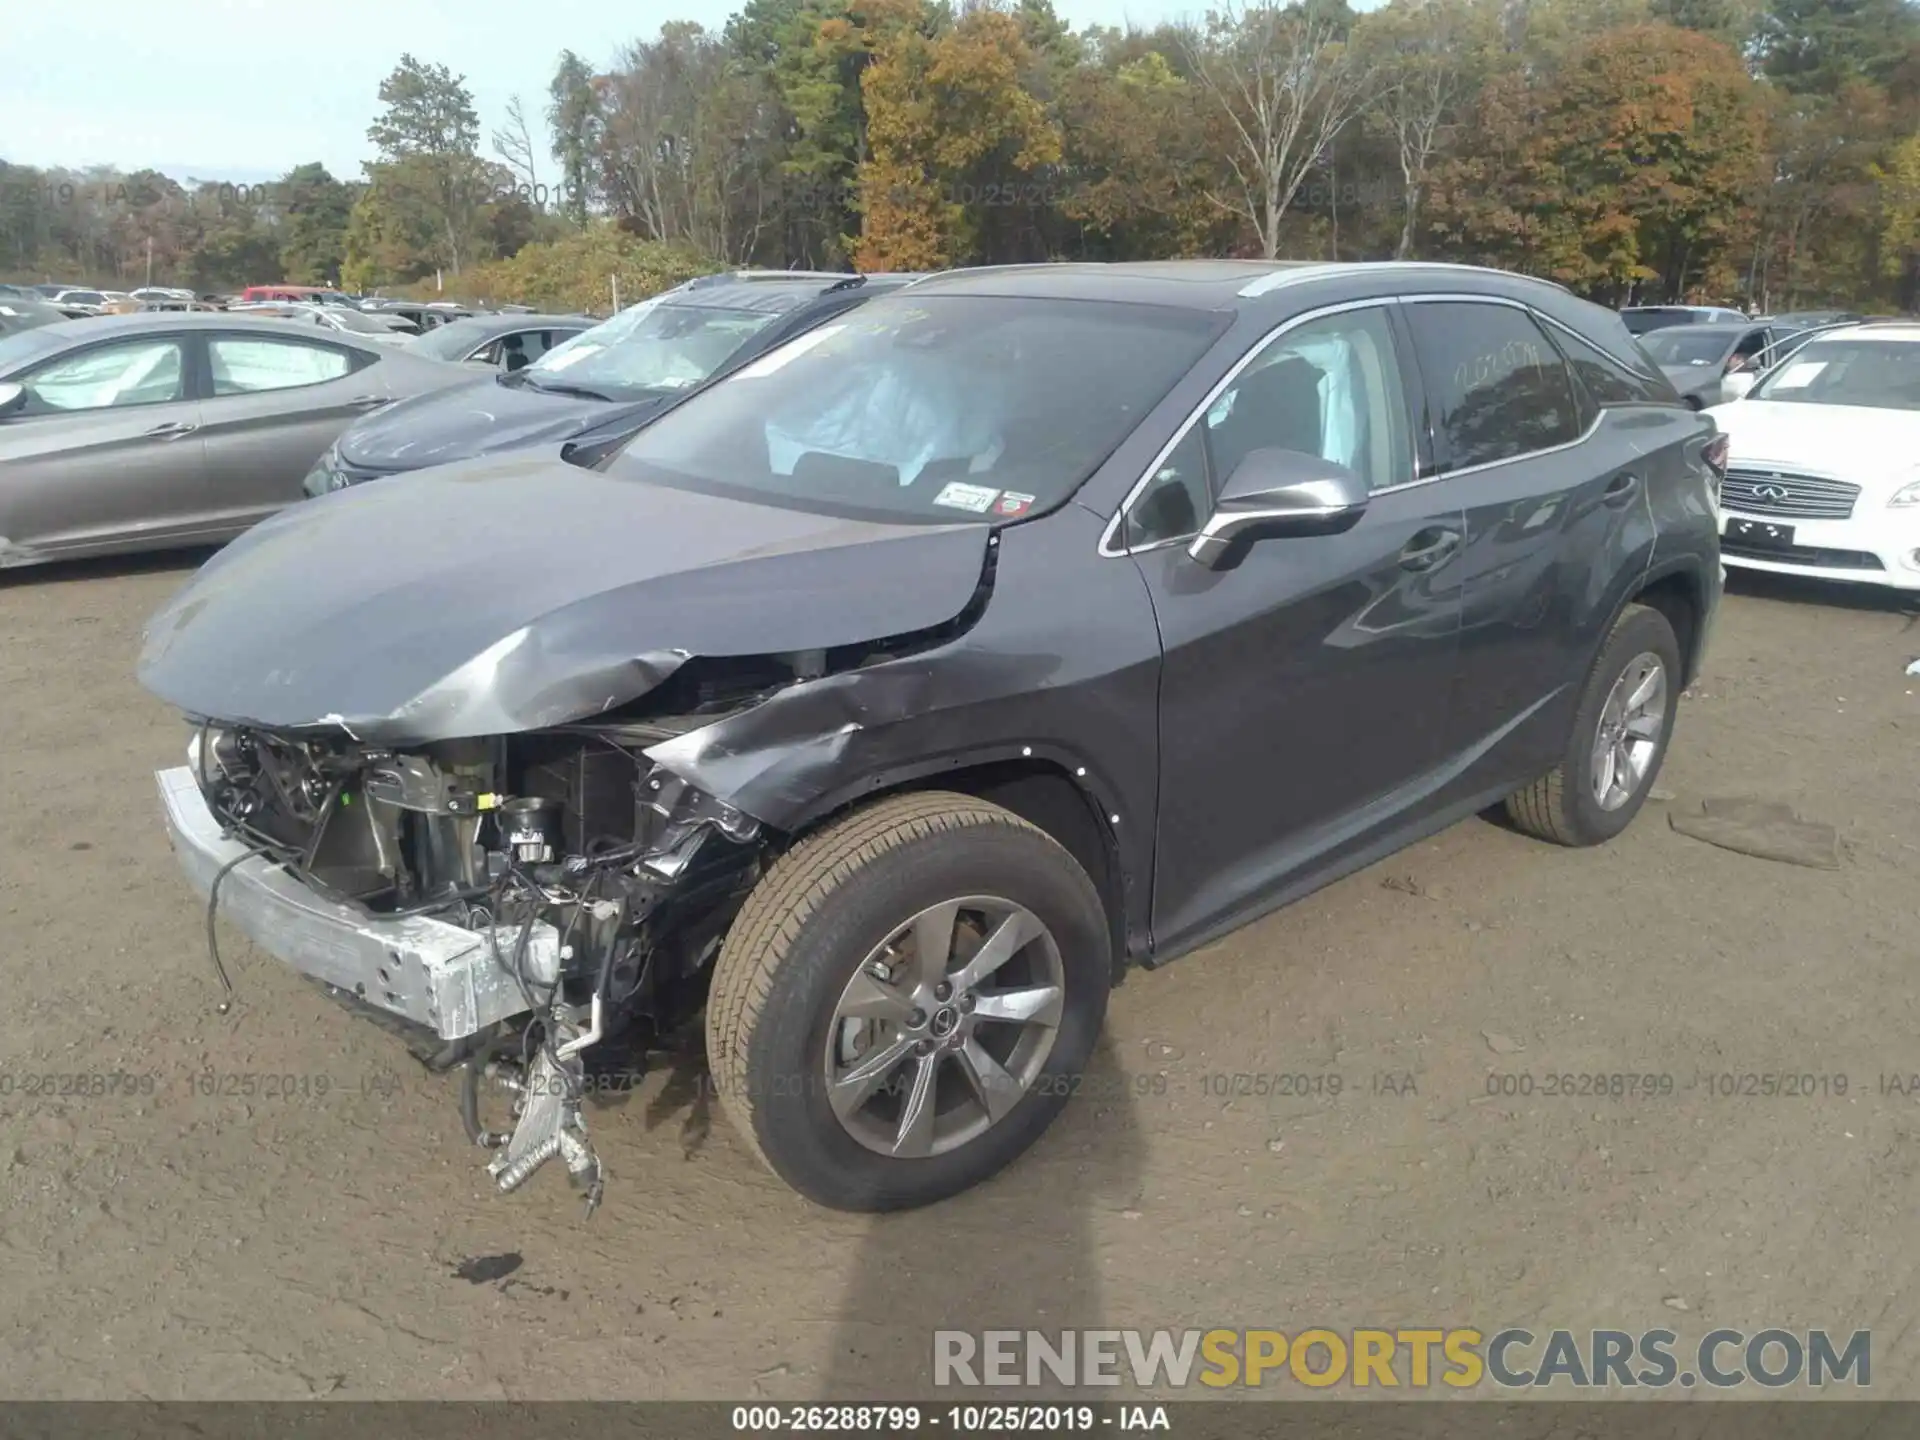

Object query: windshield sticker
[736,324,845,379]
[933,481,1001,514]
[1770,361,1825,389]
[994,491,1036,518]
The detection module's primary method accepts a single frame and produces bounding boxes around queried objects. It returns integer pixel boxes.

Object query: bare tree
[1183,1,1382,260]
[596,24,778,263]
[1357,0,1481,260]
[492,95,541,204]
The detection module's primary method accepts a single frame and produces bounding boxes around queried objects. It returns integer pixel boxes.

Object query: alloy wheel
[1591,651,1668,811]
[824,895,1066,1159]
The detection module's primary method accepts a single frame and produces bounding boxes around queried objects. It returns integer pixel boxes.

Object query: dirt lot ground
[3,552,1918,1403]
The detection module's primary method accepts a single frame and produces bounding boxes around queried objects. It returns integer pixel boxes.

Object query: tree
[1182,0,1383,260]
[594,22,783,263]
[851,0,1064,269]
[1430,21,1765,300]
[547,50,602,225]
[1056,48,1230,260]
[365,54,488,273]
[276,163,354,284]
[492,96,541,205]
[1872,132,1920,309]
[1756,0,1920,97]
[1354,0,1488,259]
[341,159,444,289]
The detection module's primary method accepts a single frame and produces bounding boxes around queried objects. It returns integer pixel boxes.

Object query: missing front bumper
[155,766,559,1040]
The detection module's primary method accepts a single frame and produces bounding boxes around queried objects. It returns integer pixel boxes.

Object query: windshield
[1641,330,1735,365]
[408,318,496,360]
[320,308,394,335]
[1749,340,1920,410]
[523,298,780,400]
[605,294,1227,525]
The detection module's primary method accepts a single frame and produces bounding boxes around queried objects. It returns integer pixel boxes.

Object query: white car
[232,301,417,347]
[1703,323,1920,590]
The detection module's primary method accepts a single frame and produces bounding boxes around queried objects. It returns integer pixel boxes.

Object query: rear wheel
[1505,603,1681,847]
[705,791,1110,1211]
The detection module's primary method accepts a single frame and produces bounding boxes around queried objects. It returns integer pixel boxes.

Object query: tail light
[1702,432,1729,513]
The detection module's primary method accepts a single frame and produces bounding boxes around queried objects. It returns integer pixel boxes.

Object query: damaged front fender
[636,506,1166,960]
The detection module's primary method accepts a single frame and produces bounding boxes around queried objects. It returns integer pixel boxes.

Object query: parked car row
[95,260,1731,1220]
[302,271,912,493]
[0,312,478,564]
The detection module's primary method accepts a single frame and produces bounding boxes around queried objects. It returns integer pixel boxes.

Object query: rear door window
[208,336,364,395]
[1405,302,1584,471]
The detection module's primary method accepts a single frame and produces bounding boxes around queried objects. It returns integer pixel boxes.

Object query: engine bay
[189,717,772,1213]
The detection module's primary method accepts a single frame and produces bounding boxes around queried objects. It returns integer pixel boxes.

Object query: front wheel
[1505,603,1682,847]
[705,791,1111,1211]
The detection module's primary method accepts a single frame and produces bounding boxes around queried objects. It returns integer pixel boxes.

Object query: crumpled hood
[138,451,991,743]
[337,375,665,472]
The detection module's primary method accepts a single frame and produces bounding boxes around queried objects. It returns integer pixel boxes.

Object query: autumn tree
[1056,47,1231,260]
[852,0,1063,270]
[1431,21,1763,300]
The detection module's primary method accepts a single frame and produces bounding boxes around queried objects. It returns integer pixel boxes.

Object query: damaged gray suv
[141,260,1723,1213]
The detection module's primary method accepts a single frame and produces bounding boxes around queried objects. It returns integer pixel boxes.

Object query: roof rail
[679,269,856,290]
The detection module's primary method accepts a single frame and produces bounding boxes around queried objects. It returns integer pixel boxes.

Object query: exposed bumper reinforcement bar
[155,765,558,1041]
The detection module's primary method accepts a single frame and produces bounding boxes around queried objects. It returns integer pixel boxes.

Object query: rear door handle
[1603,473,1640,507]
[1399,527,1461,572]
[143,420,198,440]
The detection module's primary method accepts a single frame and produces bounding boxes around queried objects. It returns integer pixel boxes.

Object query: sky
[3,0,1202,188]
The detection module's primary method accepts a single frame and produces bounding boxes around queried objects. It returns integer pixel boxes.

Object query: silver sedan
[0,312,475,569]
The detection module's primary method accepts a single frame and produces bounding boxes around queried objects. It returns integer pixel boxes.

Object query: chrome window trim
[1098,297,1406,558]
[1100,289,1623,558]
[1399,293,1607,480]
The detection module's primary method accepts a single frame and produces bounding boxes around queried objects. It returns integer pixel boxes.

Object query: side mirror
[1721,371,1757,402]
[0,381,25,417]
[1188,448,1369,570]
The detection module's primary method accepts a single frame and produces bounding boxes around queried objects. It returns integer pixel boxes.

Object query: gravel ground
[2,553,1917,1402]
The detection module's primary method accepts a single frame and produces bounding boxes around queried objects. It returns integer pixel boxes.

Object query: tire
[1505,603,1682,847]
[705,790,1111,1211]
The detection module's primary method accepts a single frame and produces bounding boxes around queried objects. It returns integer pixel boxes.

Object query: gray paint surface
[0,313,473,566]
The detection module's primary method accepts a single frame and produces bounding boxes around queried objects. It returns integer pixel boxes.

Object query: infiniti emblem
[1753,483,1789,502]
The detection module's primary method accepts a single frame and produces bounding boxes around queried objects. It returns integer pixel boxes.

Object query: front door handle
[1603,473,1640,507]
[1399,527,1461,572]
[143,420,198,440]
[346,395,388,411]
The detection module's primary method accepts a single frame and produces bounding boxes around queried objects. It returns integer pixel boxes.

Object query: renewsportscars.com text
[933,1327,1870,1390]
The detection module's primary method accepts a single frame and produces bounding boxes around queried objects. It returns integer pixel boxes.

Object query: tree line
[4,0,1919,311]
